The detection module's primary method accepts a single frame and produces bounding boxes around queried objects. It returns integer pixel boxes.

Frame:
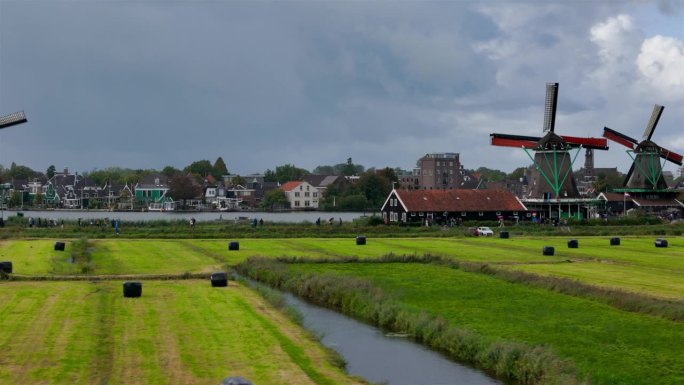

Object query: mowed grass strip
[0,280,363,385]
[4,237,683,300]
[289,263,684,385]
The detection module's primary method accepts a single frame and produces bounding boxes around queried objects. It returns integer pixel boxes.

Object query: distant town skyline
[1,1,682,175]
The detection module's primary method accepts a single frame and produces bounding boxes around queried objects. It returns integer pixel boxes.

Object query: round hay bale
[567,239,579,248]
[228,241,240,251]
[123,281,142,298]
[221,377,253,385]
[499,231,509,239]
[211,272,228,287]
[0,261,12,274]
[542,246,555,256]
[54,241,66,251]
[655,238,668,248]
[356,235,366,245]
[610,237,620,246]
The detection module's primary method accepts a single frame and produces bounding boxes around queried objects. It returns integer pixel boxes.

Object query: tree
[5,163,37,180]
[184,160,213,177]
[313,165,335,175]
[8,191,22,208]
[46,165,56,179]
[261,189,289,210]
[213,157,228,177]
[162,166,181,178]
[593,170,624,193]
[337,194,368,211]
[507,167,527,181]
[33,190,43,207]
[167,175,202,201]
[334,158,364,176]
[264,164,309,184]
[475,167,506,182]
[231,175,247,187]
[356,170,394,208]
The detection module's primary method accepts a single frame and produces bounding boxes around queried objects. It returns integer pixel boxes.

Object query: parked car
[476,226,494,236]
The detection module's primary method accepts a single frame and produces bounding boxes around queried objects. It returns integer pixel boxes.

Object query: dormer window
[155,178,160,185]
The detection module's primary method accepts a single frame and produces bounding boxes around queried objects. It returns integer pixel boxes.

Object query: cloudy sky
[1,1,682,176]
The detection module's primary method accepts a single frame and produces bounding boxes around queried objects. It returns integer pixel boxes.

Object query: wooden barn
[380,189,527,225]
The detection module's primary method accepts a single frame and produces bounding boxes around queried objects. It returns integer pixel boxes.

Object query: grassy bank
[0,280,364,385]
[237,258,684,385]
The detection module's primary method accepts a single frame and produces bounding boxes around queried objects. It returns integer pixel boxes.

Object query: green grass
[4,236,683,300]
[286,262,684,385]
[0,280,362,385]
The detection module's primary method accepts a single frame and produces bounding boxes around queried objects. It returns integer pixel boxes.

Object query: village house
[380,188,527,224]
[280,181,319,210]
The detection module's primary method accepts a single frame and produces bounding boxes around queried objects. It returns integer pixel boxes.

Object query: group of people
[316,217,342,226]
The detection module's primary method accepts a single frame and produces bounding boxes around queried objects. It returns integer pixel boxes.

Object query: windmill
[491,83,608,199]
[603,105,683,191]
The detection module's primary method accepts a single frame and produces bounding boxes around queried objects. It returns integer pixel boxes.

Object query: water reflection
[285,294,502,385]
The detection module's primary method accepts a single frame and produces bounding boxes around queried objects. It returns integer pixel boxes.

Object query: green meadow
[281,262,683,385]
[2,236,682,299]
[0,280,363,385]
[2,235,682,385]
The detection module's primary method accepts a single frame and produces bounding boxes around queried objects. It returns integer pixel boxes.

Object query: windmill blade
[642,104,664,141]
[624,163,635,186]
[658,146,683,166]
[543,83,559,133]
[0,111,27,129]
[603,127,638,149]
[490,133,540,148]
[560,135,609,150]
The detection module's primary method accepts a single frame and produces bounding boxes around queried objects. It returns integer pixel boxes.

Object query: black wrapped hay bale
[221,377,253,385]
[0,261,12,274]
[610,237,620,246]
[356,235,366,245]
[542,246,555,256]
[568,239,579,249]
[211,272,228,287]
[123,281,142,298]
[54,241,66,251]
[228,241,240,251]
[655,238,668,248]
[499,231,509,239]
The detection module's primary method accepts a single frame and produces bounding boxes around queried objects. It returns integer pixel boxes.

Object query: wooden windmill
[491,83,608,199]
[603,105,683,191]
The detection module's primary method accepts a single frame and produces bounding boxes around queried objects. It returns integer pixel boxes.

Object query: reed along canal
[285,294,502,385]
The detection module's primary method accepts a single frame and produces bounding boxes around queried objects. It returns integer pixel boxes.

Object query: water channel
[284,294,502,385]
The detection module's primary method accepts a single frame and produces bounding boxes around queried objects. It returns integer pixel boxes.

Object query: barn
[380,189,527,225]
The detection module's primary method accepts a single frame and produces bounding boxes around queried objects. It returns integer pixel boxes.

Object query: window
[419,212,424,217]
[294,192,300,197]
[479,212,484,216]
[313,192,318,198]
[496,211,501,215]
[304,192,310,197]
[461,212,466,216]
[306,185,310,191]
[402,212,406,222]
[294,201,300,207]
[305,200,310,207]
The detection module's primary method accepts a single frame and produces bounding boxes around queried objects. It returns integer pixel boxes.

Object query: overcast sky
[1,1,682,176]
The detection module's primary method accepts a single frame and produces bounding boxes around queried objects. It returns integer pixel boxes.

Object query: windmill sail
[543,83,558,133]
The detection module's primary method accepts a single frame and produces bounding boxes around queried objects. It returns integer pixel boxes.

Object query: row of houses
[2,168,353,211]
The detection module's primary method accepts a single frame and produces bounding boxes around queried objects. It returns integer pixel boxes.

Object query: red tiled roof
[395,189,526,212]
[280,181,302,192]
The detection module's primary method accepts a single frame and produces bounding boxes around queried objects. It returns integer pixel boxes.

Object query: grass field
[0,280,363,385]
[283,262,684,385]
[2,236,682,300]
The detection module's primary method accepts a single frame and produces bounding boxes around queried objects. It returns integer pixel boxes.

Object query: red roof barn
[380,189,527,224]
